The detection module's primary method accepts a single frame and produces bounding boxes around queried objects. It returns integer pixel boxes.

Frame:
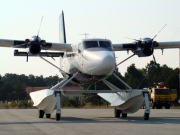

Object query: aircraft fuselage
[61,39,116,85]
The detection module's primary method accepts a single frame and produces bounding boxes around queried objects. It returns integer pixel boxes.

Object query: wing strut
[116,54,135,66]
[38,56,67,76]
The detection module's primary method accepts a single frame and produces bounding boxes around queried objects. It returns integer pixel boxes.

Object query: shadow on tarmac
[0,116,180,125]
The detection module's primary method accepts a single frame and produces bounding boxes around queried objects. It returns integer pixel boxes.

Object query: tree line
[0,74,63,102]
[0,60,179,103]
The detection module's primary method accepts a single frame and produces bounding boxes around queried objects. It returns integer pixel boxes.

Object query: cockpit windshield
[83,41,98,49]
[82,40,112,50]
[99,41,111,48]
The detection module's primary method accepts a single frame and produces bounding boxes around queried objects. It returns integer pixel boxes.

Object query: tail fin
[59,10,66,43]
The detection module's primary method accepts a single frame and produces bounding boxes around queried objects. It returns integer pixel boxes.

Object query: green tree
[167,68,179,90]
[44,75,62,87]
[145,61,161,86]
[124,64,145,88]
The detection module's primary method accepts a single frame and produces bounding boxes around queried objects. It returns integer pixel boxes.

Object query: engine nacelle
[132,46,154,57]
[29,43,41,55]
[142,46,154,56]
[132,37,156,57]
[27,36,45,55]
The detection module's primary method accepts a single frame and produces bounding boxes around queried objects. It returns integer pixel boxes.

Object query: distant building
[26,87,51,94]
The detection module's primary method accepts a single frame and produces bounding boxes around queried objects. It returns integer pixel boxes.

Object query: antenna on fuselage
[79,33,90,39]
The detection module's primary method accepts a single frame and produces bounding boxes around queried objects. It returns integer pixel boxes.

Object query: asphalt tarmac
[0,109,180,135]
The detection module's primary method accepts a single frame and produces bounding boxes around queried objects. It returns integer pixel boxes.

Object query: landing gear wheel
[114,108,121,118]
[38,110,45,118]
[122,113,127,118]
[46,114,51,118]
[144,113,149,120]
[56,113,61,121]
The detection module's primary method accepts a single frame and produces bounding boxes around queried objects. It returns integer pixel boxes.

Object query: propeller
[151,24,167,65]
[13,16,55,62]
[36,16,56,61]
[152,24,167,40]
[128,24,166,61]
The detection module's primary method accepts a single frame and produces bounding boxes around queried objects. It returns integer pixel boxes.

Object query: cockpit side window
[99,41,111,48]
[78,43,82,53]
[83,41,98,49]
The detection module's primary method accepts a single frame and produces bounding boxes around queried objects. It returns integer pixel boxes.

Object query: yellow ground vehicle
[148,86,177,109]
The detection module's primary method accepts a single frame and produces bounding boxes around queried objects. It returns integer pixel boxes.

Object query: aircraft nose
[86,51,115,75]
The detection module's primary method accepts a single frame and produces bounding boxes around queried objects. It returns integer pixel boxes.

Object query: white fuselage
[61,39,116,85]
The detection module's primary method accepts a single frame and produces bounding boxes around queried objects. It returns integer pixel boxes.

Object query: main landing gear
[114,92,150,120]
[38,110,51,118]
[55,91,61,121]
[37,91,61,121]
[52,73,79,121]
[38,56,79,121]
[143,92,150,120]
[114,108,127,118]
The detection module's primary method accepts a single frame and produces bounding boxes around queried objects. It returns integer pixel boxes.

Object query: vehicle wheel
[39,110,44,118]
[144,113,149,120]
[165,104,170,109]
[46,114,51,118]
[122,113,127,118]
[56,113,61,121]
[156,104,162,109]
[159,104,162,109]
[114,108,120,118]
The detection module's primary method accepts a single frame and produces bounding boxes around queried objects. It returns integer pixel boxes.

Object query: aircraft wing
[113,41,180,51]
[0,39,72,52]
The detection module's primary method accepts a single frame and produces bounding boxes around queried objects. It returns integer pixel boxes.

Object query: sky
[0,0,180,77]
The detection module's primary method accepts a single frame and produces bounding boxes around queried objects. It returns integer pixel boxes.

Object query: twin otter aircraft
[0,11,180,121]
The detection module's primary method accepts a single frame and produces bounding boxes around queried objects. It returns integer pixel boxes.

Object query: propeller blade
[125,37,141,42]
[37,16,43,37]
[153,54,157,64]
[152,24,167,40]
